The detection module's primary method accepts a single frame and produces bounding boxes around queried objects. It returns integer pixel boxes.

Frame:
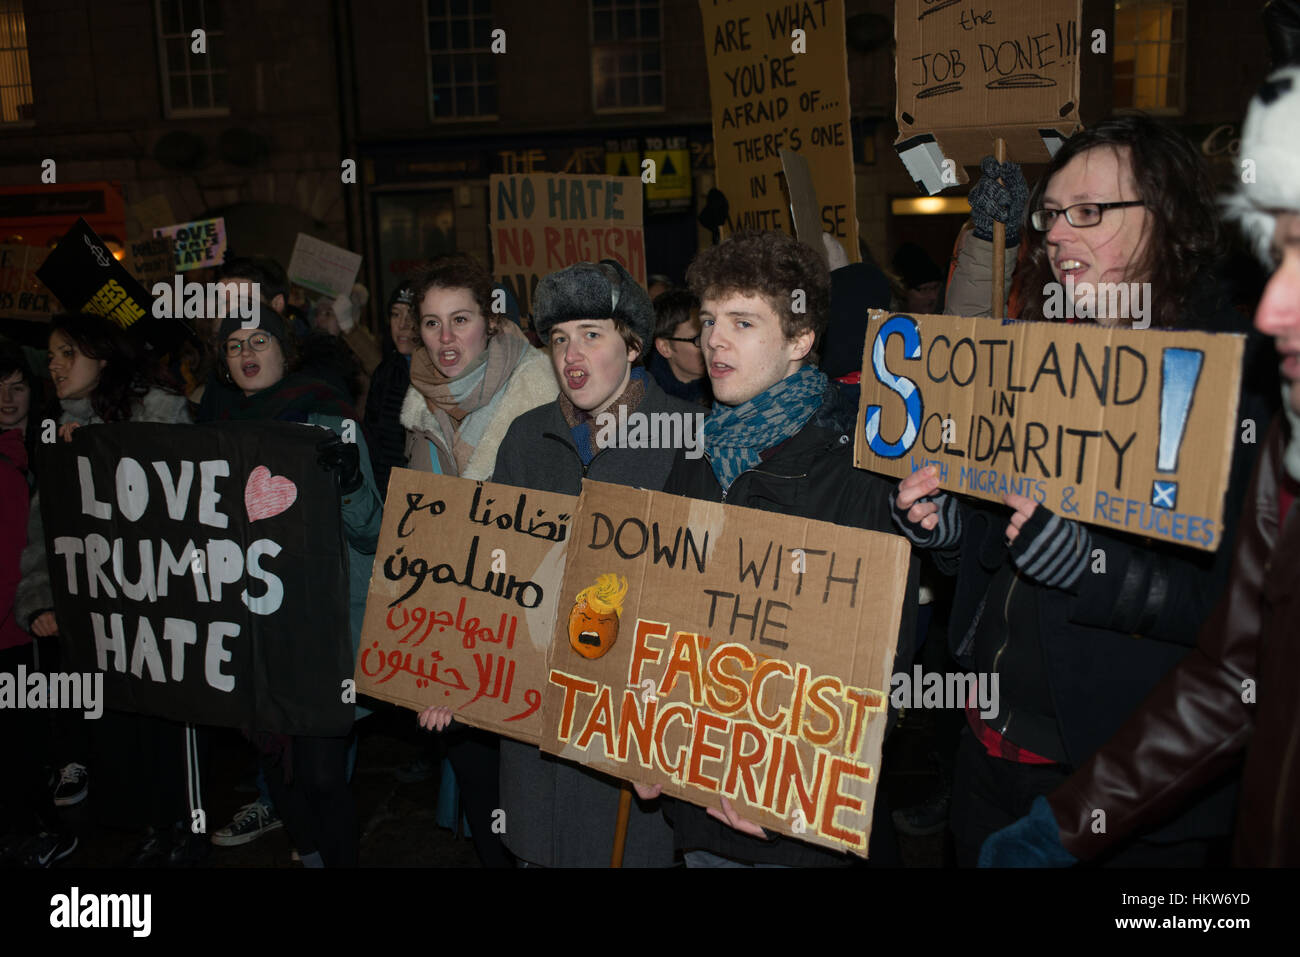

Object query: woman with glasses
[14,313,193,867]
[893,115,1276,866]
[214,309,383,867]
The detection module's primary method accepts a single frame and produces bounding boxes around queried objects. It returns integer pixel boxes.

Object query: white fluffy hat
[1224,65,1300,266]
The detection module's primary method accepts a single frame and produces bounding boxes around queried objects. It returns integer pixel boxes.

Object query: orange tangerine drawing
[568,574,628,660]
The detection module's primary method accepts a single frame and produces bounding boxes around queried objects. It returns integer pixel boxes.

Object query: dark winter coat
[363,351,411,498]
[491,376,699,867]
[659,381,920,867]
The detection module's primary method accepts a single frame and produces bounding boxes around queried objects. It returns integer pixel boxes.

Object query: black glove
[317,434,363,495]
[968,156,1028,246]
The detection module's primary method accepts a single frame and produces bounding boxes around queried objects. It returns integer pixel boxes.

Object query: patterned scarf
[558,366,648,465]
[704,365,827,490]
[408,322,530,475]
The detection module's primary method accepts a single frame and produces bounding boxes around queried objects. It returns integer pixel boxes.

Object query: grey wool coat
[490,374,699,867]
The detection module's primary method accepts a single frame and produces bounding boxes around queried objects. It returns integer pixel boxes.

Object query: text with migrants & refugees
[358,474,909,857]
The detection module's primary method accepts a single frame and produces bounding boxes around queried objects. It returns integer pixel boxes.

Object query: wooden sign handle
[610,784,633,867]
[991,137,1007,320]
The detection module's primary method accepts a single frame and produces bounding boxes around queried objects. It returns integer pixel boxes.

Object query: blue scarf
[704,365,827,490]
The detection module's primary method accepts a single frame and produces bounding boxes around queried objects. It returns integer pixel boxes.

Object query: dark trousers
[261,732,357,867]
[443,725,514,868]
[951,726,1214,868]
[0,643,59,833]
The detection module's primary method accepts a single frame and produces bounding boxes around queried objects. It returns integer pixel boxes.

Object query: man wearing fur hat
[446,259,696,866]
[981,55,1300,868]
[633,230,919,867]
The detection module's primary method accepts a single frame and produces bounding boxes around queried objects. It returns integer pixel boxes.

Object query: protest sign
[153,217,226,271]
[36,218,195,354]
[38,421,356,735]
[355,470,574,743]
[490,173,646,322]
[124,236,176,289]
[854,310,1245,551]
[780,148,825,265]
[540,480,909,857]
[0,244,58,319]
[125,193,178,241]
[287,233,363,299]
[894,0,1082,193]
[698,0,858,261]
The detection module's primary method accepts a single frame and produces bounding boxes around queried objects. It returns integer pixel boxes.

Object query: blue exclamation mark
[1152,347,1204,510]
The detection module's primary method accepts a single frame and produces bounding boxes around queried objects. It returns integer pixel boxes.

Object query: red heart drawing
[245,466,298,522]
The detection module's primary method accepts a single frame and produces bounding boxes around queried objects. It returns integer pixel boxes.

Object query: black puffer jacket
[660,381,919,866]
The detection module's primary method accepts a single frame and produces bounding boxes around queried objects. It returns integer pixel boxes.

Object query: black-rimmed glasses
[663,335,700,347]
[1030,200,1146,232]
[223,333,275,357]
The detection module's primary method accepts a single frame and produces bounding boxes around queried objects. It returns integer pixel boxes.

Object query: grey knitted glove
[1008,505,1091,590]
[890,490,962,550]
[969,156,1028,246]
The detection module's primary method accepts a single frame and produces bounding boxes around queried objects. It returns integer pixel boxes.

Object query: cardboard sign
[779,148,825,265]
[287,233,363,299]
[124,236,176,289]
[0,244,58,319]
[36,218,195,354]
[698,0,858,261]
[355,469,575,743]
[38,422,356,735]
[153,216,226,271]
[853,311,1246,551]
[490,173,646,323]
[540,481,909,858]
[125,193,178,241]
[894,0,1082,192]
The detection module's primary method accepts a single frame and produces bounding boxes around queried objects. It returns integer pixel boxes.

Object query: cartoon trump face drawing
[568,573,628,660]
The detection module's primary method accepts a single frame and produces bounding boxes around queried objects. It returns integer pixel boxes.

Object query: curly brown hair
[685,230,830,350]
[410,253,499,334]
[1020,114,1219,330]
[49,313,151,423]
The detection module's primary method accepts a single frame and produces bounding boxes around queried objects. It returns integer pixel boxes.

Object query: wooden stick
[991,137,1007,320]
[611,784,633,867]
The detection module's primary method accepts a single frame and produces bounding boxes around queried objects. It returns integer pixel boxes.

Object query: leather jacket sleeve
[1046,422,1281,859]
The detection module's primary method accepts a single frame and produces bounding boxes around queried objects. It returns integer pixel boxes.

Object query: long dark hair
[49,313,151,422]
[1020,114,1220,330]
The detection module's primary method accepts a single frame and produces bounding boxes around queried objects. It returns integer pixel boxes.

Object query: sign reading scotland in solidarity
[39,421,356,735]
[853,311,1246,551]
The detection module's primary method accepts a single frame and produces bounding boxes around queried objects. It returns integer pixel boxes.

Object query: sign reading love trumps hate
[39,422,355,735]
[541,481,910,857]
[854,311,1246,551]
[355,469,574,743]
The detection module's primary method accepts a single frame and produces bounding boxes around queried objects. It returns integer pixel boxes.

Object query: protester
[892,243,943,314]
[14,313,194,866]
[445,259,692,867]
[979,58,1300,869]
[647,288,710,406]
[893,115,1274,866]
[214,307,382,867]
[401,253,555,867]
[363,280,417,498]
[641,229,919,867]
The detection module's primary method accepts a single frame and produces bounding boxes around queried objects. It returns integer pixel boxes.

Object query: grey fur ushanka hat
[531,259,654,348]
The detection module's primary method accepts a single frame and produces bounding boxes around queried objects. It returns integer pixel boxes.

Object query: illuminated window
[0,0,33,124]
[1113,0,1186,114]
[155,0,228,116]
[591,0,663,112]
[427,0,498,120]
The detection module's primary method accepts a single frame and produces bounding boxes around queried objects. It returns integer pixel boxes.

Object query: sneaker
[212,802,282,847]
[394,756,435,783]
[51,763,88,807]
[167,821,211,867]
[124,826,171,867]
[20,831,78,868]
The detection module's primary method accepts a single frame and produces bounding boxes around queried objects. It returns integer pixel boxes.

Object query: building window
[427,0,497,120]
[1113,0,1185,114]
[0,0,33,124]
[591,0,663,112]
[156,0,227,116]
